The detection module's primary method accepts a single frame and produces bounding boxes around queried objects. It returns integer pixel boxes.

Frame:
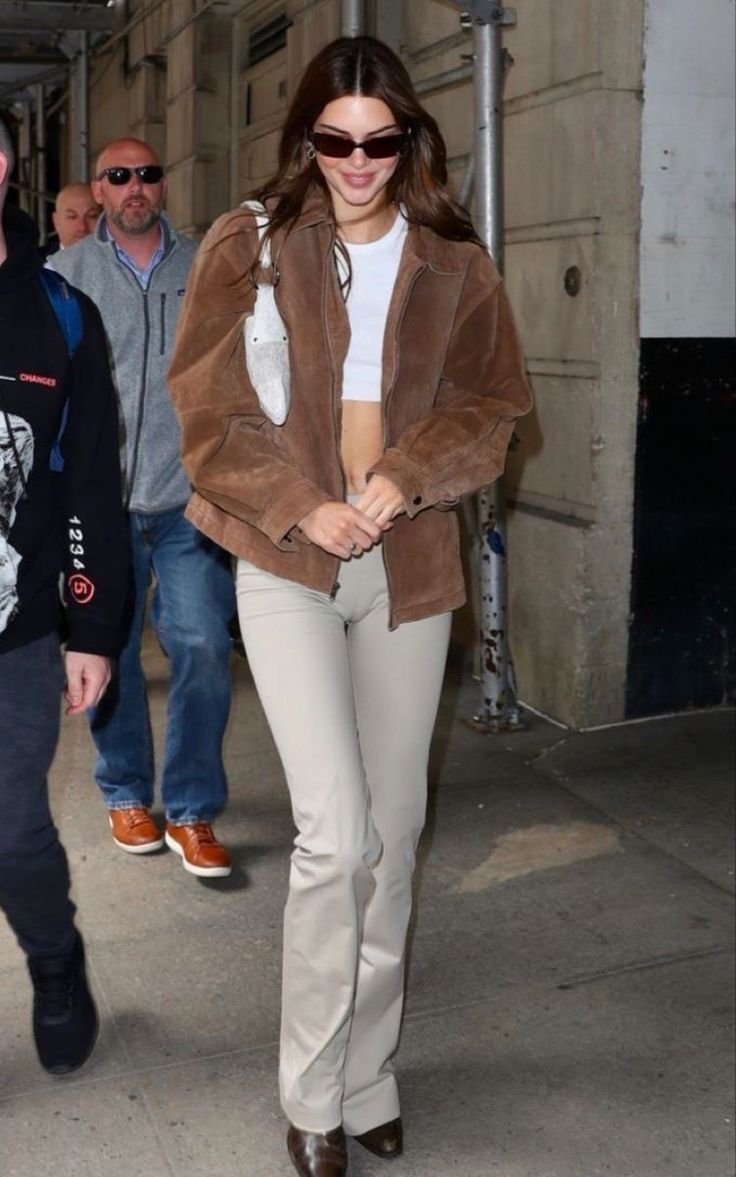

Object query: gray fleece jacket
[52,213,197,513]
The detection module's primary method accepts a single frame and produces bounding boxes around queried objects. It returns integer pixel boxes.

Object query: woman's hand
[298,501,384,560]
[356,475,406,528]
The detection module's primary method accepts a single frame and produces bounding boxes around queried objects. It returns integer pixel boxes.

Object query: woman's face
[310,95,403,220]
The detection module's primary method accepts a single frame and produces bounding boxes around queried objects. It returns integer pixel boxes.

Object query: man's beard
[108,202,161,236]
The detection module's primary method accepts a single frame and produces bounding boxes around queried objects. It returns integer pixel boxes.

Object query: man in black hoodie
[0,120,127,1074]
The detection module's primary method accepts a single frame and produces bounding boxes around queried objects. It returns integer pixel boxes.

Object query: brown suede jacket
[168,192,533,627]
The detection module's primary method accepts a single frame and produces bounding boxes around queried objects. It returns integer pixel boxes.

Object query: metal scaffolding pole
[342,0,365,38]
[16,100,32,215]
[70,30,90,181]
[32,84,47,244]
[449,2,521,732]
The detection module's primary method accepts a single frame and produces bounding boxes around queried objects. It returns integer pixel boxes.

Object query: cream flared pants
[236,544,451,1134]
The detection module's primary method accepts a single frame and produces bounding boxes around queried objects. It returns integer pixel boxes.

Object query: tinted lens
[101,168,132,185]
[135,165,164,184]
[362,134,406,159]
[99,165,164,185]
[311,132,406,160]
[311,133,353,158]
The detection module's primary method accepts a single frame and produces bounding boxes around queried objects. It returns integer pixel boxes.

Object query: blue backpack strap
[38,268,83,472]
[39,267,83,356]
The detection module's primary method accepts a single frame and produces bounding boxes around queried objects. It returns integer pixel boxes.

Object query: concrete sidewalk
[1,642,733,1177]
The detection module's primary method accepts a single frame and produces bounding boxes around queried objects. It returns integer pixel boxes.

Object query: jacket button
[413,495,422,505]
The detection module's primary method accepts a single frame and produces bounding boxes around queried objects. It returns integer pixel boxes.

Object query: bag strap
[240,199,273,271]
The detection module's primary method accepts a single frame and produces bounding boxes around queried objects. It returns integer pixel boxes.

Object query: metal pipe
[71,30,90,181]
[445,3,520,731]
[474,14,521,730]
[17,101,32,215]
[414,62,473,97]
[342,0,365,38]
[473,21,502,265]
[32,84,48,244]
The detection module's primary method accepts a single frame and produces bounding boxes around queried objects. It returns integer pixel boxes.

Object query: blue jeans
[90,507,235,824]
[0,633,77,958]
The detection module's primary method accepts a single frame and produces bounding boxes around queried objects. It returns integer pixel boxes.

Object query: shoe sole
[164,830,232,877]
[109,819,165,855]
[354,1140,403,1158]
[42,1015,100,1077]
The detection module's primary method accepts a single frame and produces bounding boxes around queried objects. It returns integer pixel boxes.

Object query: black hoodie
[0,204,126,655]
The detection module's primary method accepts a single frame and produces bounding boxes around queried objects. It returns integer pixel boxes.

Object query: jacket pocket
[159,293,167,355]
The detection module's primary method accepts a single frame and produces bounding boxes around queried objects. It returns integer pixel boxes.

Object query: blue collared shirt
[101,219,166,290]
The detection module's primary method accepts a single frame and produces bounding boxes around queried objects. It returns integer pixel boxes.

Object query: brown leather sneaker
[287,1124,347,1177]
[164,822,232,878]
[352,1117,403,1158]
[109,807,164,854]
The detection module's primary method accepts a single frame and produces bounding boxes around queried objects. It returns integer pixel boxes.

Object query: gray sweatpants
[236,543,451,1135]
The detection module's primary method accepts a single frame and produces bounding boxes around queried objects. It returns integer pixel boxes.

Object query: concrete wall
[500,3,645,726]
[640,0,735,338]
[86,0,230,235]
[81,0,654,727]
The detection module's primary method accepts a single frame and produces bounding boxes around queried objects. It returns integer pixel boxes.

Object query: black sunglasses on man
[95,165,164,186]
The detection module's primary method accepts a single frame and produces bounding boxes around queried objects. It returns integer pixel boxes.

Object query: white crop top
[341,211,408,402]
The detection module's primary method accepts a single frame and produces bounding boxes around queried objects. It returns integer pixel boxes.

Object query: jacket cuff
[65,621,122,656]
[259,480,332,547]
[367,452,428,518]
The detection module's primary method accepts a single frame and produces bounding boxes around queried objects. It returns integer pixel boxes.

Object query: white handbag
[241,200,290,426]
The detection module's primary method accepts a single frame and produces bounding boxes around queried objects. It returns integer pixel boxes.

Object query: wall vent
[248,11,291,67]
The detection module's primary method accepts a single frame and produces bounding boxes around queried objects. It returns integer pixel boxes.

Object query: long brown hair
[251,36,483,258]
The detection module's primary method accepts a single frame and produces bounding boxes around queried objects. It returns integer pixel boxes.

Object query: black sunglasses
[309,131,407,160]
[95,165,164,186]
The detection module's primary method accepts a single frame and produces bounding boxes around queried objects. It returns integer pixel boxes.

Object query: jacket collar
[405,221,466,275]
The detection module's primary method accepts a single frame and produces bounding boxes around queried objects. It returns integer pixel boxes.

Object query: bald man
[50,183,100,250]
[51,139,234,878]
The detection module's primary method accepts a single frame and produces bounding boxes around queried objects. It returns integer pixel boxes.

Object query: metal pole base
[464,710,528,736]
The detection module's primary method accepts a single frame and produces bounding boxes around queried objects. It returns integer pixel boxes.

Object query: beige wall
[81,0,647,727]
[501,2,645,726]
[86,0,230,235]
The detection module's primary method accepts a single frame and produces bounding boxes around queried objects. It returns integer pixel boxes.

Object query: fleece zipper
[125,285,150,508]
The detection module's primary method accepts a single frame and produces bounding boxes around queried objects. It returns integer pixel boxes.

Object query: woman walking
[169,35,532,1177]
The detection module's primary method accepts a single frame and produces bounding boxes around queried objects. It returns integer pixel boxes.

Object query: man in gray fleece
[53,137,235,878]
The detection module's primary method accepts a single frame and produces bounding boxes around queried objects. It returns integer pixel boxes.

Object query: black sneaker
[27,933,99,1075]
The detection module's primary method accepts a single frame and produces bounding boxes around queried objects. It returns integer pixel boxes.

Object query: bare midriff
[341,399,384,494]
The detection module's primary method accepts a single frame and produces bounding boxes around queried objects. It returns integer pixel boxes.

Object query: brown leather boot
[286,1124,347,1176]
[352,1117,403,1158]
[109,807,164,854]
[164,822,231,877]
